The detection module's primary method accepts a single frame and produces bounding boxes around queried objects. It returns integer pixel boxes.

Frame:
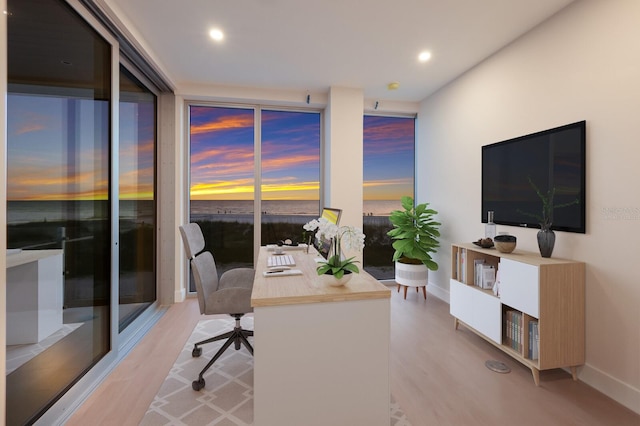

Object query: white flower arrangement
[303,217,365,278]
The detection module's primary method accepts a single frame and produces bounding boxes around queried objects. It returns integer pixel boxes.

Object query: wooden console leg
[396,284,400,293]
[570,366,578,381]
[454,317,459,330]
[531,368,540,386]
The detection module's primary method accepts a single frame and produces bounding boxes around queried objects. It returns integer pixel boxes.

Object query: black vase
[537,227,555,258]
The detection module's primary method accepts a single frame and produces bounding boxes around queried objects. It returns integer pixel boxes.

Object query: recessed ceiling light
[387,82,400,90]
[209,28,224,42]
[418,51,432,63]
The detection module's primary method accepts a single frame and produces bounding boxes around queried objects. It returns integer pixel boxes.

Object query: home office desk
[251,246,391,426]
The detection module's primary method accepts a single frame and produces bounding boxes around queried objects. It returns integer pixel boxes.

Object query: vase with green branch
[520,177,580,257]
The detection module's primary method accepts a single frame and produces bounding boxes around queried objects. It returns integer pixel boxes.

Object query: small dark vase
[537,227,555,258]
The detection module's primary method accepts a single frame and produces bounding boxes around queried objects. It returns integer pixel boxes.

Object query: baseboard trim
[428,282,639,416]
[426,281,450,303]
[577,363,640,415]
[174,287,186,303]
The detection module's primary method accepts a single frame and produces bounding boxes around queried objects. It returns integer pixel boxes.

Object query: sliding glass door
[5,0,160,423]
[6,0,112,423]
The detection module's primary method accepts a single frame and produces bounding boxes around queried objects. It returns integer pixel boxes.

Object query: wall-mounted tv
[481,121,586,234]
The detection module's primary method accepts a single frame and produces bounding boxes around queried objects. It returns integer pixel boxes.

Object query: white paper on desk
[262,269,303,277]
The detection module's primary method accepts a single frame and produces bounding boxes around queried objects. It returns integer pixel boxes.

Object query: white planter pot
[395,261,428,288]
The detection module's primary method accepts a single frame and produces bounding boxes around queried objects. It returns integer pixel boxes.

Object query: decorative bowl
[494,235,517,253]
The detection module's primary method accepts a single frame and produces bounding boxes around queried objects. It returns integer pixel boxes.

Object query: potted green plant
[387,196,441,294]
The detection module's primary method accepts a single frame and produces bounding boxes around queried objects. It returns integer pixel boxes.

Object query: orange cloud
[190,178,255,200]
[190,115,253,135]
[262,154,318,171]
[15,123,46,135]
[8,161,109,200]
[363,178,413,188]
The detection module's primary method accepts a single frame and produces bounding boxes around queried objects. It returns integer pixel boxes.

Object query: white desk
[251,247,391,426]
[6,249,64,345]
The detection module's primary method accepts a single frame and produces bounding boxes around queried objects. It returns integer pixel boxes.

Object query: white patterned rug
[142,317,411,426]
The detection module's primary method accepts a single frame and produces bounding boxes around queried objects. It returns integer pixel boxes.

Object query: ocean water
[191,199,401,217]
[7,200,154,225]
[7,199,401,226]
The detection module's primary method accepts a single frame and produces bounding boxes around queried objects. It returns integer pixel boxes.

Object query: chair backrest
[179,223,206,260]
[190,251,219,314]
[179,223,219,314]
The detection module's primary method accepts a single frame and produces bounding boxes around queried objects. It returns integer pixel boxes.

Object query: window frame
[185,101,324,292]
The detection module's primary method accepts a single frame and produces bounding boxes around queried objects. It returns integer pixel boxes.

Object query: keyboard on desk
[267,254,296,267]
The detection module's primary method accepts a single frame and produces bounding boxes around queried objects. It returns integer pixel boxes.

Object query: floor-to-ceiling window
[189,106,256,275]
[118,66,157,332]
[188,105,321,282]
[362,115,415,280]
[6,0,112,423]
[260,109,321,245]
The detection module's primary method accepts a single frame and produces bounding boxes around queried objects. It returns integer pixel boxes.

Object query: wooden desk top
[251,246,390,308]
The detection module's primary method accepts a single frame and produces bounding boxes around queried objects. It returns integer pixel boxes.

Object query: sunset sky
[363,115,414,200]
[190,107,414,201]
[190,106,321,201]
[7,97,413,202]
[7,94,111,201]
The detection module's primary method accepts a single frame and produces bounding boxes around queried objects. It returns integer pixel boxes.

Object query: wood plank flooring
[67,287,640,425]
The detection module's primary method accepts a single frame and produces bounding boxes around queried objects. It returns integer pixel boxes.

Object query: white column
[325,87,364,261]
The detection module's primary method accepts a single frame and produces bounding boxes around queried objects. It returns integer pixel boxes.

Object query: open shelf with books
[450,243,585,385]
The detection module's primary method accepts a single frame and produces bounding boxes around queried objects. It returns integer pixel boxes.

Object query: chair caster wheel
[192,378,205,391]
[192,347,202,357]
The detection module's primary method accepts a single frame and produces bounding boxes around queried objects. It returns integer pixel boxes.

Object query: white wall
[417,0,639,413]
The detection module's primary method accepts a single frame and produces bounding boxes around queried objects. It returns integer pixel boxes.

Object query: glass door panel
[118,66,157,332]
[6,0,112,422]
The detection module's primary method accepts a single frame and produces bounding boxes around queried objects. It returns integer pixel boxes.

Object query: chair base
[192,314,253,391]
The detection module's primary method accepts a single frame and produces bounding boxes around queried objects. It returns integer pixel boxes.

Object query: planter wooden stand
[394,260,428,300]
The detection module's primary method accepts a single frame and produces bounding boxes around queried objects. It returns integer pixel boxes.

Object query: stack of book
[504,310,523,353]
[503,311,540,360]
[473,259,495,290]
[456,248,466,282]
[528,320,539,360]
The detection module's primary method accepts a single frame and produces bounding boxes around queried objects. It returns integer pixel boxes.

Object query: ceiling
[102,0,576,102]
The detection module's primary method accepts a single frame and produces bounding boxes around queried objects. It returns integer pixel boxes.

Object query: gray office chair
[179,223,255,391]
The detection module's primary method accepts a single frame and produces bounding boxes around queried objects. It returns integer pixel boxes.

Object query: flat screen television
[481,121,586,233]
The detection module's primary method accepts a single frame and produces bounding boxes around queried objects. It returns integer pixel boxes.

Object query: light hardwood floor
[67,288,639,425]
